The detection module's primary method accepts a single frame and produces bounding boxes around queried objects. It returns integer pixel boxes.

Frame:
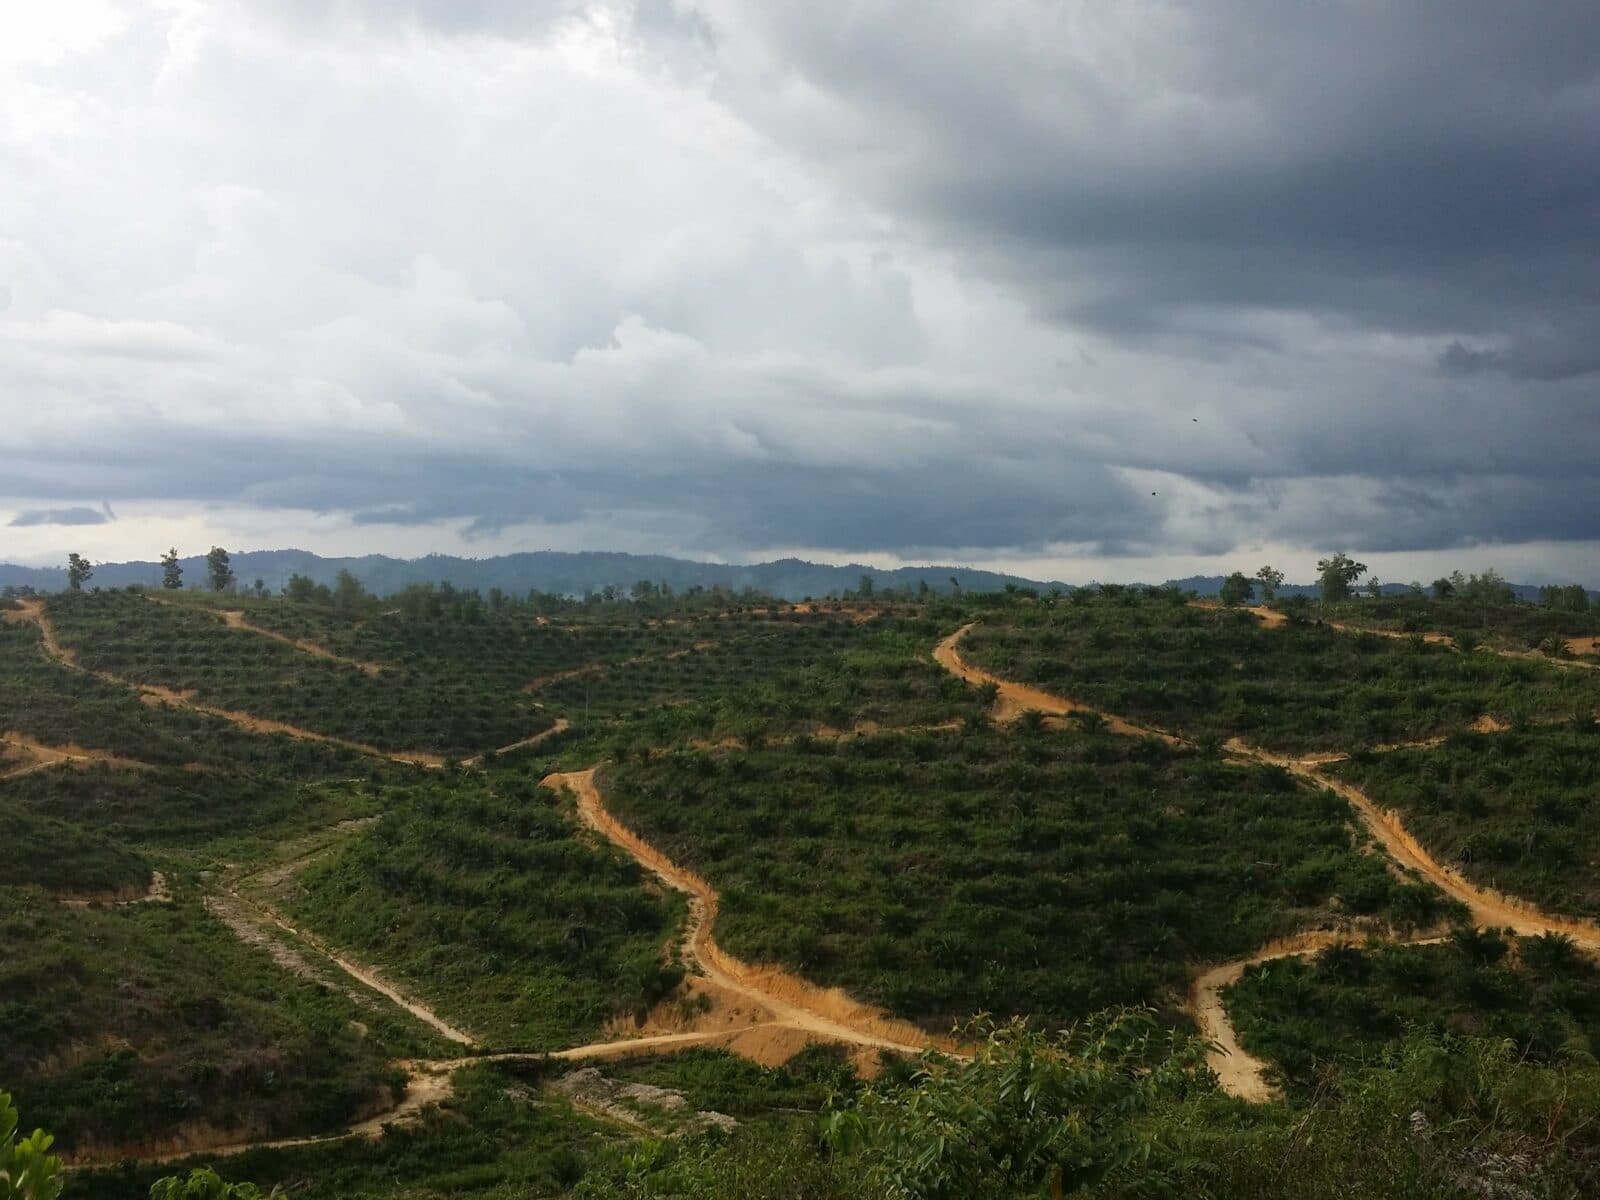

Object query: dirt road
[0,732,153,780]
[546,767,946,1060]
[65,761,951,1172]
[215,608,386,676]
[1199,599,1599,669]
[216,879,477,1047]
[934,620,1600,1100]
[934,624,1184,743]
[461,718,571,766]
[10,599,564,768]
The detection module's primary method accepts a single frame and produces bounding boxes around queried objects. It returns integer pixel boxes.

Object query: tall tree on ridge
[65,553,92,592]
[205,546,234,593]
[160,547,183,590]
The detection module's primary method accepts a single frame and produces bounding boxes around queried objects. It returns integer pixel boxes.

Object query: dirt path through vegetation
[1199,599,1600,669]
[215,607,387,676]
[215,814,482,1043]
[934,624,1183,743]
[0,731,153,780]
[1235,742,1600,945]
[935,621,1600,1100]
[522,644,716,693]
[64,1026,776,1168]
[13,599,442,763]
[7,599,575,767]
[58,871,170,909]
[462,718,571,765]
[217,878,477,1046]
[144,595,388,674]
[547,767,946,1062]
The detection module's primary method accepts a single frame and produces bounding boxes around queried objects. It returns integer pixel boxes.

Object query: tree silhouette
[205,547,234,593]
[1316,552,1368,602]
[160,547,183,590]
[1219,571,1255,607]
[1254,565,1285,601]
[65,553,92,592]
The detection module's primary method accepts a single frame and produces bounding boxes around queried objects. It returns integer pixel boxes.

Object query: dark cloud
[698,2,1600,359]
[3,2,1598,574]
[1439,328,1600,382]
[7,399,1594,559]
[9,506,113,528]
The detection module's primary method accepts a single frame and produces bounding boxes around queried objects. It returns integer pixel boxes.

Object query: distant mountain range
[2,551,1588,602]
[0,549,1064,600]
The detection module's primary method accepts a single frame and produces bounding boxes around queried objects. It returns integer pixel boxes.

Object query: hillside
[6,581,1600,1200]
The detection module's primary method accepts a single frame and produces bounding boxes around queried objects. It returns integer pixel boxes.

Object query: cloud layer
[2,2,1597,579]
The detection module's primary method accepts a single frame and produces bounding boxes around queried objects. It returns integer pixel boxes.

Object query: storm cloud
[9,505,114,528]
[1,2,1597,581]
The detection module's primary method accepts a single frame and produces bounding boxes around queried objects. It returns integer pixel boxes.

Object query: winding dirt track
[214,608,386,677]
[145,596,389,675]
[55,604,1600,1170]
[65,764,945,1169]
[934,625,1181,742]
[71,1027,770,1167]
[0,732,153,781]
[10,600,443,765]
[522,643,715,692]
[933,622,1600,1100]
[1197,600,1600,669]
[218,887,477,1047]
[546,767,947,1060]
[8,599,557,768]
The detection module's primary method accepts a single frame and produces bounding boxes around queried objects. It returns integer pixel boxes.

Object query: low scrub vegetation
[1330,721,1600,917]
[287,770,683,1048]
[0,799,150,895]
[45,592,553,756]
[608,723,1454,1028]
[1315,591,1599,655]
[1226,931,1600,1099]
[960,591,1600,751]
[1,888,431,1156]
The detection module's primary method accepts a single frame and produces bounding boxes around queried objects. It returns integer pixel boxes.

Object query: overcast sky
[3,1,1598,584]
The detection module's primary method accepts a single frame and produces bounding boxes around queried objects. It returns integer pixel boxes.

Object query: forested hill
[0,549,1064,600]
[5,550,1588,600]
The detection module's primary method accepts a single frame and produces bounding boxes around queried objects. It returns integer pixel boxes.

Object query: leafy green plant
[1,1091,62,1200]
[149,1168,272,1199]
[825,1010,1207,1200]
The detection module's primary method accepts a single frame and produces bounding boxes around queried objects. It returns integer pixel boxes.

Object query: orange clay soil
[1187,931,1452,1102]
[935,624,1183,743]
[58,870,170,910]
[1201,599,1600,668]
[0,731,154,781]
[1567,635,1600,658]
[65,765,946,1168]
[7,598,572,767]
[547,766,951,1062]
[935,621,1600,1100]
[214,607,386,676]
